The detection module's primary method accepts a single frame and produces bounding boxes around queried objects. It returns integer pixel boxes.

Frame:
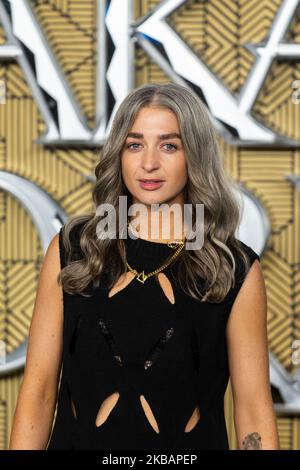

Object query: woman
[9,82,280,450]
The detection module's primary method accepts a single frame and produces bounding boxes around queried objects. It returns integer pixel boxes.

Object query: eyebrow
[127,132,181,140]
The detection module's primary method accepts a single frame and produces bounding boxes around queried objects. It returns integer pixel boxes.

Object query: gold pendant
[136,270,147,283]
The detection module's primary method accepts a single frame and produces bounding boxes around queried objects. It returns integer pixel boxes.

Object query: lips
[139,179,164,182]
[138,179,165,190]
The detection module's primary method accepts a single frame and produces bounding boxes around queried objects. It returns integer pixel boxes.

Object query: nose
[141,147,160,172]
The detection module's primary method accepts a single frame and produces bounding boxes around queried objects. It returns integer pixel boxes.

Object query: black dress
[47,223,260,450]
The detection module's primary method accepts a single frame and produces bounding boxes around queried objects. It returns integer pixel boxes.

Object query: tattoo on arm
[241,432,262,449]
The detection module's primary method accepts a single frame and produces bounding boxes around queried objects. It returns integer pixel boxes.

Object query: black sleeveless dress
[47,223,260,450]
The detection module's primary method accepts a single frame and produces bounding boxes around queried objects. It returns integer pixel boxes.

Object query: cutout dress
[47,223,260,450]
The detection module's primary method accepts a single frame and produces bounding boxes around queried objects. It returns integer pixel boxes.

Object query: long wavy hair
[57,82,252,303]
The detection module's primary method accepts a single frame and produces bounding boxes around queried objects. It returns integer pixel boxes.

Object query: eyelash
[126,143,178,151]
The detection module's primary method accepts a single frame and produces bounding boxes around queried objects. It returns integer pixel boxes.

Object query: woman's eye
[163,143,177,151]
[127,143,140,150]
[126,143,177,151]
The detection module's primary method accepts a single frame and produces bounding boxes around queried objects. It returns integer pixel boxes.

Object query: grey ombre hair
[58,82,252,303]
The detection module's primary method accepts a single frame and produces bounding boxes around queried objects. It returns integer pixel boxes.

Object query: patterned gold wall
[0,0,299,450]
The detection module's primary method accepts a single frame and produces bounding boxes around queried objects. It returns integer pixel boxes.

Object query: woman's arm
[226,259,280,450]
[9,233,64,450]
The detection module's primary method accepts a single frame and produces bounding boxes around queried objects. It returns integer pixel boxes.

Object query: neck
[128,216,186,243]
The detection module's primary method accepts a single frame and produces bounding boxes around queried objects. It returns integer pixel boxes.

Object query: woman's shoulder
[226,238,261,303]
[233,238,260,272]
[210,239,261,312]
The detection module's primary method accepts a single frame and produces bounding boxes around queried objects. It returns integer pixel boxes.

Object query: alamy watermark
[95,197,205,250]
[0,79,6,104]
[0,340,6,365]
[291,339,300,365]
[291,79,300,104]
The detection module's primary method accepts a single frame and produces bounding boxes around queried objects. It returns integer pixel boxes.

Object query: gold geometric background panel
[0,0,299,450]
[254,60,300,141]
[30,0,97,128]
[168,0,282,95]
[0,192,42,355]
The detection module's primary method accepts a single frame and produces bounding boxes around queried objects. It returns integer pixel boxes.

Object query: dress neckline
[123,226,179,258]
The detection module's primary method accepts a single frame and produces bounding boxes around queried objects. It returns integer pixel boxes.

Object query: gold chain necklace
[126,222,186,284]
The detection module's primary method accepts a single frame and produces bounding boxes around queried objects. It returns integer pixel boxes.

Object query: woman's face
[121,106,188,210]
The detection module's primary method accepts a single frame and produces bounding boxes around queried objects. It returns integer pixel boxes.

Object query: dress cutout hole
[70,397,77,420]
[184,404,201,432]
[108,271,136,298]
[95,392,120,427]
[157,273,175,304]
[139,395,160,433]
[66,382,77,420]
